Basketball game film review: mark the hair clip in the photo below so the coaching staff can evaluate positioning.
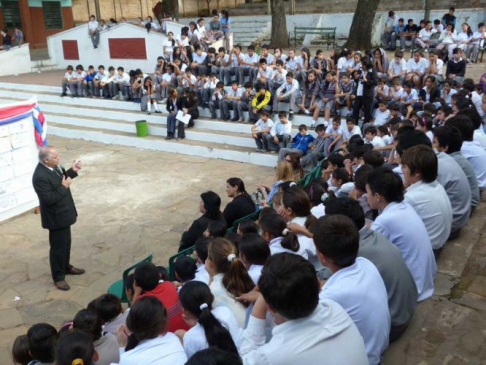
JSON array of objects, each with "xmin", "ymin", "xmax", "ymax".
[
  {"xmin": 72, "ymin": 359, "xmax": 84, "ymax": 365},
  {"xmin": 227, "ymin": 254, "xmax": 236, "ymax": 262},
  {"xmin": 199, "ymin": 303, "xmax": 209, "ymax": 310},
  {"xmin": 321, "ymin": 193, "xmax": 329, "ymax": 203},
  {"xmin": 289, "ymin": 182, "xmax": 296, "ymax": 187}
]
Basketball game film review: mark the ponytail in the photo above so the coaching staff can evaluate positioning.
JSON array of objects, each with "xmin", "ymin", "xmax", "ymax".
[
  {"xmin": 282, "ymin": 186, "xmax": 317, "ymax": 229},
  {"xmin": 280, "ymin": 228, "xmax": 300, "ymax": 252},
  {"xmin": 179, "ymin": 282, "xmax": 238, "ymax": 355},
  {"xmin": 260, "ymin": 212, "xmax": 300, "ymax": 252}
]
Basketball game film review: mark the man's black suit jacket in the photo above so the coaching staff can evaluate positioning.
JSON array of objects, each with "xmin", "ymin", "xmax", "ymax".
[{"xmin": 32, "ymin": 163, "xmax": 78, "ymax": 231}]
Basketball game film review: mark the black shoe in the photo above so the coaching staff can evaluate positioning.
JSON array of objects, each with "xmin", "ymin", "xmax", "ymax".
[
  {"xmin": 230, "ymin": 118, "xmax": 239, "ymax": 122},
  {"xmin": 94, "ymin": 46, "xmax": 98, "ymax": 49},
  {"xmin": 60, "ymin": 93, "xmax": 67, "ymax": 97}
]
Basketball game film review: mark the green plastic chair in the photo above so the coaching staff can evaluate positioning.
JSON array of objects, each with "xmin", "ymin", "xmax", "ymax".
[
  {"xmin": 168, "ymin": 246, "xmax": 195, "ymax": 281},
  {"xmin": 230, "ymin": 208, "xmax": 261, "ymax": 232},
  {"xmin": 107, "ymin": 253, "xmax": 153, "ymax": 305}
]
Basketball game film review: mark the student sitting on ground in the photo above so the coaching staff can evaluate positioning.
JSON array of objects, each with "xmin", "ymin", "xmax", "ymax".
[
  {"xmin": 366, "ymin": 167, "xmax": 437, "ymax": 301},
  {"xmin": 313, "ymin": 214, "xmax": 390, "ymax": 365},
  {"xmin": 238, "ymin": 233, "xmax": 271, "ymax": 285},
  {"xmin": 323, "ymin": 116, "xmax": 343, "ymax": 156},
  {"xmin": 300, "ymin": 124, "xmax": 327, "ymax": 170},
  {"xmin": 446, "ymin": 48, "xmax": 466, "ymax": 86},
  {"xmin": 177, "ymin": 281, "xmax": 241, "ymax": 359},
  {"xmin": 87, "ymin": 293, "xmax": 128, "ymax": 336},
  {"xmin": 273, "ymin": 72, "xmax": 300, "ymax": 121},
  {"xmin": 132, "ymin": 262, "xmax": 189, "ymax": 333},
  {"xmin": 387, "ymin": 51, "xmax": 407, "ymax": 81},
  {"xmin": 401, "ymin": 145, "xmax": 453, "ymax": 252},
  {"xmin": 251, "ymin": 110, "xmax": 274, "ymax": 152},
  {"xmin": 250, "ymin": 85, "xmax": 272, "ymax": 123},
  {"xmin": 206, "ymin": 238, "xmax": 255, "ymax": 327},
  {"xmin": 296, "ymin": 70, "xmax": 320, "ymax": 124},
  {"xmin": 72, "ymin": 309, "xmax": 120, "ymax": 365},
  {"xmin": 12, "ymin": 334, "xmax": 32, "ymax": 365},
  {"xmin": 277, "ymin": 124, "xmax": 315, "ymax": 162},
  {"xmin": 324, "ymin": 197, "xmax": 418, "ymax": 342},
  {"xmin": 223, "ymin": 177, "xmax": 256, "ymax": 228},
  {"xmin": 26, "ymin": 323, "xmax": 58, "ymax": 365},
  {"xmin": 400, "ymin": 81, "xmax": 419, "ymax": 114},
  {"xmin": 265, "ymin": 111, "xmax": 293, "ymax": 153},
  {"xmin": 116, "ymin": 296, "xmax": 188, "ymax": 364},
  {"xmin": 239, "ymin": 253, "xmax": 368, "ymax": 365}
]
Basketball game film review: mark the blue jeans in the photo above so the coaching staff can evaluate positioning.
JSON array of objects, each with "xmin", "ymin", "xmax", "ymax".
[{"xmin": 167, "ymin": 113, "xmax": 177, "ymax": 133}]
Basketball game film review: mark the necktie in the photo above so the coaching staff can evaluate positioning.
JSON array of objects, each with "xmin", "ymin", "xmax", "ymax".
[{"xmin": 55, "ymin": 166, "xmax": 63, "ymax": 179}]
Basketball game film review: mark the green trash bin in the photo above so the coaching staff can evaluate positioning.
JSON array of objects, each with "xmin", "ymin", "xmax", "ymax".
[{"xmin": 135, "ymin": 120, "xmax": 148, "ymax": 137}]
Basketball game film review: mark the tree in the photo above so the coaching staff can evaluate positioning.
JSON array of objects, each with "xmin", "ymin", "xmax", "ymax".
[
  {"xmin": 270, "ymin": 0, "xmax": 289, "ymax": 48},
  {"xmin": 345, "ymin": 0, "xmax": 381, "ymax": 50}
]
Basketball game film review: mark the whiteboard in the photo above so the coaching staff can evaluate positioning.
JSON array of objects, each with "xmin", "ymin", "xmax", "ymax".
[{"xmin": 0, "ymin": 98, "xmax": 40, "ymax": 223}]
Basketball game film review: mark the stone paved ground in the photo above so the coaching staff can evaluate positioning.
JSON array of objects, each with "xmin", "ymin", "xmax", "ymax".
[{"xmin": 0, "ymin": 136, "xmax": 485, "ymax": 364}]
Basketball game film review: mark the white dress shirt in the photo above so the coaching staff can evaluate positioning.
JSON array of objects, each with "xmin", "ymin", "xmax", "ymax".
[
  {"xmin": 183, "ymin": 306, "xmax": 242, "ymax": 358},
  {"xmin": 210, "ymin": 273, "xmax": 247, "ymax": 327},
  {"xmin": 270, "ymin": 120, "xmax": 292, "ymax": 137},
  {"xmin": 368, "ymin": 135, "xmax": 386, "ymax": 147},
  {"xmin": 406, "ymin": 58, "xmax": 428, "ymax": 73},
  {"xmin": 290, "ymin": 216, "xmax": 321, "ymax": 270},
  {"xmin": 117, "ymin": 333, "xmax": 187, "ymax": 365},
  {"xmin": 388, "ymin": 59, "xmax": 407, "ymax": 75},
  {"xmin": 371, "ymin": 201, "xmax": 437, "ymax": 302},
  {"xmin": 276, "ymin": 79, "xmax": 300, "ymax": 98},
  {"xmin": 342, "ymin": 125, "xmax": 361, "ymax": 140},
  {"xmin": 320, "ymin": 257, "xmax": 390, "ymax": 365},
  {"xmin": 311, "ymin": 203, "xmax": 325, "ymax": 218},
  {"xmin": 240, "ymin": 299, "xmax": 368, "ymax": 365},
  {"xmin": 373, "ymin": 109, "xmax": 390, "ymax": 126},
  {"xmin": 248, "ymin": 264, "xmax": 263, "ymax": 285},
  {"xmin": 194, "ymin": 263, "xmax": 209, "ymax": 284},
  {"xmin": 405, "ymin": 180, "xmax": 453, "ymax": 249},
  {"xmin": 461, "ymin": 141, "xmax": 486, "ymax": 188},
  {"xmin": 254, "ymin": 118, "xmax": 274, "ymax": 131},
  {"xmin": 268, "ymin": 236, "xmax": 308, "ymax": 259},
  {"xmin": 88, "ymin": 20, "xmax": 99, "ymax": 31},
  {"xmin": 473, "ymin": 128, "xmax": 486, "ymax": 149}
]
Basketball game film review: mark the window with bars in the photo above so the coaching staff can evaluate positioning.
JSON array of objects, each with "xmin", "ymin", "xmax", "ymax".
[
  {"xmin": 2, "ymin": 0, "xmax": 22, "ymax": 29},
  {"xmin": 42, "ymin": 1, "xmax": 63, "ymax": 29}
]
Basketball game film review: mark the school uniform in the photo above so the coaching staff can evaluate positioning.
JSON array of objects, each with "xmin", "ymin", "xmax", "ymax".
[
  {"xmin": 71, "ymin": 71, "xmax": 86, "ymax": 96},
  {"xmin": 342, "ymin": 125, "xmax": 362, "ymax": 141},
  {"xmin": 101, "ymin": 73, "xmax": 117, "ymax": 99},
  {"xmin": 166, "ymin": 96, "xmax": 183, "ymax": 136},
  {"xmin": 299, "ymin": 135, "xmax": 326, "ymax": 169},
  {"xmin": 268, "ymin": 236, "xmax": 308, "ymax": 259},
  {"xmin": 449, "ymin": 152, "xmax": 480, "ymax": 209},
  {"xmin": 414, "ymin": 28, "xmax": 438, "ymax": 48},
  {"xmin": 278, "ymin": 132, "xmax": 315, "ymax": 161},
  {"xmin": 273, "ymin": 79, "xmax": 300, "ymax": 112},
  {"xmin": 474, "ymin": 128, "xmax": 486, "ymax": 149},
  {"xmin": 254, "ymin": 66, "xmax": 274, "ymax": 91},
  {"xmin": 212, "ymin": 54, "xmax": 230, "ymax": 82},
  {"xmin": 114, "ymin": 72, "xmax": 130, "ymax": 99},
  {"xmin": 436, "ymin": 151, "xmax": 472, "ymax": 234},
  {"xmin": 336, "ymin": 80, "xmax": 354, "ymax": 107},
  {"xmin": 237, "ymin": 89, "xmax": 256, "ymax": 121},
  {"xmin": 103, "ymin": 311, "xmax": 129, "ymax": 336},
  {"xmin": 445, "ymin": 57, "xmax": 466, "ymax": 85},
  {"xmin": 310, "ymin": 57, "xmax": 327, "ymax": 81},
  {"xmin": 210, "ymin": 273, "xmax": 248, "ymax": 327},
  {"xmin": 324, "ymin": 124, "xmax": 343, "ymax": 156},
  {"xmin": 242, "ymin": 53, "xmax": 260, "ymax": 83},
  {"xmin": 317, "ymin": 81, "xmax": 336, "ymax": 111},
  {"xmin": 266, "ymin": 120, "xmax": 292, "ymax": 152},
  {"xmin": 88, "ymin": 20, "xmax": 100, "ymax": 48},
  {"xmin": 192, "ymin": 51, "xmax": 208, "ymax": 76},
  {"xmin": 358, "ymin": 227, "xmax": 418, "ymax": 342},
  {"xmin": 290, "ymin": 216, "xmax": 322, "ymax": 270},
  {"xmin": 94, "ymin": 332, "xmax": 120, "ymax": 365},
  {"xmin": 466, "ymin": 30, "xmax": 486, "ymax": 61},
  {"xmin": 405, "ymin": 180, "xmax": 453, "ymax": 250},
  {"xmin": 388, "ymin": 59, "xmax": 407, "ymax": 80},
  {"xmin": 311, "ymin": 203, "xmax": 325, "ymax": 218},
  {"xmin": 269, "ymin": 68, "xmax": 287, "ymax": 95},
  {"xmin": 373, "ymin": 109, "xmax": 390, "ymax": 127},
  {"xmin": 461, "ymin": 141, "xmax": 486, "ymax": 188},
  {"xmin": 240, "ymin": 299, "xmax": 368, "ymax": 365},
  {"xmin": 183, "ymin": 306, "xmax": 242, "ymax": 358},
  {"xmin": 117, "ymin": 333, "xmax": 187, "ymax": 365},
  {"xmin": 440, "ymin": 88, "xmax": 457, "ymax": 106},
  {"xmin": 253, "ymin": 118, "xmax": 274, "ymax": 151},
  {"xmin": 194, "ymin": 263, "xmax": 210, "ymax": 284},
  {"xmin": 320, "ymin": 257, "xmax": 390, "ymax": 365},
  {"xmin": 250, "ymin": 54, "xmax": 275, "ymax": 81},
  {"xmin": 61, "ymin": 71, "xmax": 75, "ymax": 95},
  {"xmin": 222, "ymin": 88, "xmax": 244, "ymax": 120},
  {"xmin": 371, "ymin": 201, "xmax": 437, "ymax": 302},
  {"xmin": 209, "ymin": 89, "xmax": 226, "ymax": 119},
  {"xmin": 248, "ymin": 264, "xmax": 264, "ymax": 285},
  {"xmin": 223, "ymin": 52, "xmax": 245, "ymax": 85},
  {"xmin": 471, "ymin": 91, "xmax": 485, "ymax": 118},
  {"xmin": 400, "ymin": 24, "xmax": 419, "ymax": 50},
  {"xmin": 297, "ymin": 79, "xmax": 320, "ymax": 110}
]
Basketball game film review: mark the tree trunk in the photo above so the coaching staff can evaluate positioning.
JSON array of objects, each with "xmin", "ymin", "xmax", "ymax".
[
  {"xmin": 270, "ymin": 0, "xmax": 289, "ymax": 48},
  {"xmin": 424, "ymin": 0, "xmax": 431, "ymax": 25},
  {"xmin": 345, "ymin": 0, "xmax": 381, "ymax": 50}
]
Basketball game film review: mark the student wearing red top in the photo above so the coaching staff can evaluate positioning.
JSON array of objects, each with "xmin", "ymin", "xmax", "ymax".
[{"xmin": 133, "ymin": 262, "xmax": 190, "ymax": 333}]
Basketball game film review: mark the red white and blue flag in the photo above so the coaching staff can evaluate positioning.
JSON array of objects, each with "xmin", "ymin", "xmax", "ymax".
[{"xmin": 0, "ymin": 97, "xmax": 47, "ymax": 146}]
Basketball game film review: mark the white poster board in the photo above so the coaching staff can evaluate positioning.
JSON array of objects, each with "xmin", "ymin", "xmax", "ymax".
[{"xmin": 0, "ymin": 98, "xmax": 41, "ymax": 223}]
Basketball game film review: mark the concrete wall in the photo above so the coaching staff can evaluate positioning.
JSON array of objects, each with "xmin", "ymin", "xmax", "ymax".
[
  {"xmin": 47, "ymin": 23, "xmax": 169, "ymax": 72},
  {"xmin": 0, "ymin": 44, "xmax": 33, "ymax": 77}
]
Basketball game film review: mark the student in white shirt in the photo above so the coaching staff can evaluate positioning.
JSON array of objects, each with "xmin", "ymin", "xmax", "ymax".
[
  {"xmin": 373, "ymin": 101, "xmax": 391, "ymax": 127},
  {"xmin": 60, "ymin": 65, "xmax": 75, "ymax": 97},
  {"xmin": 313, "ymin": 215, "xmax": 390, "ymax": 365},
  {"xmin": 401, "ymin": 145, "xmax": 453, "ymax": 251},
  {"xmin": 251, "ymin": 110, "xmax": 274, "ymax": 152},
  {"xmin": 88, "ymin": 15, "xmax": 100, "ymax": 49},
  {"xmin": 240, "ymin": 45, "xmax": 259, "ymax": 83},
  {"xmin": 177, "ymin": 281, "xmax": 241, "ymax": 359},
  {"xmin": 465, "ymin": 22, "xmax": 485, "ymax": 62},
  {"xmin": 322, "ymin": 117, "xmax": 343, "ymax": 156},
  {"xmin": 116, "ymin": 296, "xmax": 188, "ymax": 365},
  {"xmin": 441, "ymin": 80, "xmax": 457, "ymax": 106},
  {"xmin": 238, "ymin": 233, "xmax": 270, "ymax": 285},
  {"xmin": 400, "ymin": 80, "xmax": 419, "ymax": 114},
  {"xmin": 387, "ymin": 50, "xmax": 407, "ymax": 81},
  {"xmin": 113, "ymin": 66, "xmax": 130, "ymax": 100},
  {"xmin": 222, "ymin": 81, "xmax": 244, "ymax": 121},
  {"xmin": 342, "ymin": 116, "xmax": 362, "ymax": 141},
  {"xmin": 265, "ymin": 111, "xmax": 293, "ymax": 153},
  {"xmin": 239, "ymin": 253, "xmax": 369, "ymax": 365},
  {"xmin": 364, "ymin": 126, "xmax": 386, "ymax": 148},
  {"xmin": 269, "ymin": 59, "xmax": 287, "ymax": 95},
  {"xmin": 336, "ymin": 48, "xmax": 355, "ymax": 79},
  {"xmin": 406, "ymin": 51, "xmax": 428, "ymax": 85},
  {"xmin": 415, "ymin": 20, "xmax": 438, "ymax": 49},
  {"xmin": 456, "ymin": 23, "xmax": 473, "ymax": 55},
  {"xmin": 259, "ymin": 210, "xmax": 309, "ymax": 259},
  {"xmin": 273, "ymin": 72, "xmax": 300, "ymax": 118},
  {"xmin": 448, "ymin": 116, "xmax": 486, "ymax": 189},
  {"xmin": 163, "ymin": 31, "xmax": 176, "ymax": 61},
  {"xmin": 436, "ymin": 23, "xmax": 459, "ymax": 59},
  {"xmin": 206, "ymin": 238, "xmax": 255, "ymax": 327},
  {"xmin": 193, "ymin": 237, "xmax": 210, "ymax": 284},
  {"xmin": 366, "ymin": 167, "xmax": 437, "ymax": 301}
]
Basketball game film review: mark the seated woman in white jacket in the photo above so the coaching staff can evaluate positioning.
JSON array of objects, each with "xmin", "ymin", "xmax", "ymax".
[
  {"xmin": 436, "ymin": 23, "xmax": 459, "ymax": 59},
  {"xmin": 176, "ymin": 281, "xmax": 242, "ymax": 358},
  {"xmin": 115, "ymin": 296, "xmax": 188, "ymax": 365}
]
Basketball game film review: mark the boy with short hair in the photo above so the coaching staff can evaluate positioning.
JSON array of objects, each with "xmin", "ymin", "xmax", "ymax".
[
  {"xmin": 113, "ymin": 66, "xmax": 130, "ymax": 100},
  {"xmin": 251, "ymin": 110, "xmax": 274, "ymax": 152},
  {"xmin": 277, "ymin": 124, "xmax": 315, "ymax": 161},
  {"xmin": 269, "ymin": 59, "xmax": 287, "ymax": 94},
  {"xmin": 265, "ymin": 111, "xmax": 292, "ymax": 153},
  {"xmin": 400, "ymin": 19, "xmax": 419, "ymax": 51},
  {"xmin": 237, "ymin": 82, "xmax": 256, "ymax": 123},
  {"xmin": 87, "ymin": 293, "xmax": 128, "ymax": 336},
  {"xmin": 387, "ymin": 51, "xmax": 407, "ymax": 81},
  {"xmin": 314, "ymin": 71, "xmax": 337, "ymax": 127},
  {"xmin": 212, "ymin": 47, "xmax": 229, "ymax": 81},
  {"xmin": 27, "ymin": 323, "xmax": 58, "ymax": 364},
  {"xmin": 201, "ymin": 72, "xmax": 219, "ymax": 108},
  {"xmin": 222, "ymin": 80, "xmax": 244, "ymax": 121},
  {"xmin": 251, "ymin": 85, "xmax": 272, "ymax": 122},
  {"xmin": 240, "ymin": 253, "xmax": 368, "ymax": 364},
  {"xmin": 366, "ymin": 167, "xmax": 437, "ymax": 301},
  {"xmin": 400, "ymin": 80, "xmax": 419, "ymax": 114},
  {"xmin": 60, "ymin": 65, "xmax": 75, "ymax": 97},
  {"xmin": 414, "ymin": 20, "xmax": 438, "ymax": 49},
  {"xmin": 406, "ymin": 51, "xmax": 427, "ymax": 82},
  {"xmin": 313, "ymin": 215, "xmax": 390, "ymax": 365},
  {"xmin": 323, "ymin": 116, "xmax": 343, "ymax": 156},
  {"xmin": 446, "ymin": 47, "xmax": 466, "ymax": 86},
  {"xmin": 193, "ymin": 237, "xmax": 210, "ymax": 284},
  {"xmin": 310, "ymin": 49, "xmax": 327, "ymax": 81},
  {"xmin": 334, "ymin": 72, "xmax": 354, "ymax": 117},
  {"xmin": 466, "ymin": 22, "xmax": 486, "ymax": 63},
  {"xmin": 254, "ymin": 58, "xmax": 273, "ymax": 91},
  {"xmin": 296, "ymin": 70, "xmax": 320, "ymax": 123},
  {"xmin": 364, "ymin": 126, "xmax": 386, "ymax": 147},
  {"xmin": 425, "ymin": 50, "xmax": 444, "ymax": 83},
  {"xmin": 223, "ymin": 45, "xmax": 244, "ymax": 86},
  {"xmin": 373, "ymin": 101, "xmax": 391, "ymax": 127},
  {"xmin": 209, "ymin": 81, "xmax": 226, "ymax": 119},
  {"xmin": 190, "ymin": 45, "xmax": 208, "ymax": 76},
  {"xmin": 273, "ymin": 72, "xmax": 300, "ymax": 121},
  {"xmin": 71, "ymin": 64, "xmax": 86, "ymax": 97},
  {"xmin": 342, "ymin": 116, "xmax": 362, "ymax": 142},
  {"xmin": 101, "ymin": 66, "xmax": 117, "ymax": 99},
  {"xmin": 93, "ymin": 65, "xmax": 106, "ymax": 97},
  {"xmin": 83, "ymin": 65, "xmax": 96, "ymax": 97},
  {"xmin": 300, "ymin": 124, "xmax": 327, "ymax": 169},
  {"xmin": 388, "ymin": 77, "xmax": 404, "ymax": 106},
  {"xmin": 240, "ymin": 45, "xmax": 259, "ymax": 83},
  {"xmin": 389, "ymin": 18, "xmax": 405, "ymax": 51}
]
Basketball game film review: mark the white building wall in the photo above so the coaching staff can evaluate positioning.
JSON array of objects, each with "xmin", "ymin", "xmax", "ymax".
[{"xmin": 0, "ymin": 44, "xmax": 33, "ymax": 77}]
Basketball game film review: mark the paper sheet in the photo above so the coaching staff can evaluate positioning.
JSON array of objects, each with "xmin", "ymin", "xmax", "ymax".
[{"xmin": 176, "ymin": 110, "xmax": 192, "ymax": 125}]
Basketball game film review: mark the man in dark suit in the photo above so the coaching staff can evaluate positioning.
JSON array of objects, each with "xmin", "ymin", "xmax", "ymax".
[{"xmin": 32, "ymin": 146, "xmax": 85, "ymax": 291}]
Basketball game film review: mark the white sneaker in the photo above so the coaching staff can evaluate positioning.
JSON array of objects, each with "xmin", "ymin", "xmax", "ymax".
[
  {"xmin": 304, "ymin": 109, "xmax": 311, "ymax": 115},
  {"xmin": 311, "ymin": 120, "xmax": 316, "ymax": 128},
  {"xmin": 323, "ymin": 120, "xmax": 329, "ymax": 127}
]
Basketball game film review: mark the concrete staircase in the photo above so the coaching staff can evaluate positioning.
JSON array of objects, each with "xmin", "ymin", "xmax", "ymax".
[
  {"xmin": 0, "ymin": 82, "xmax": 323, "ymax": 167},
  {"xmin": 232, "ymin": 19, "xmax": 271, "ymax": 46},
  {"xmin": 30, "ymin": 58, "xmax": 61, "ymax": 73}
]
